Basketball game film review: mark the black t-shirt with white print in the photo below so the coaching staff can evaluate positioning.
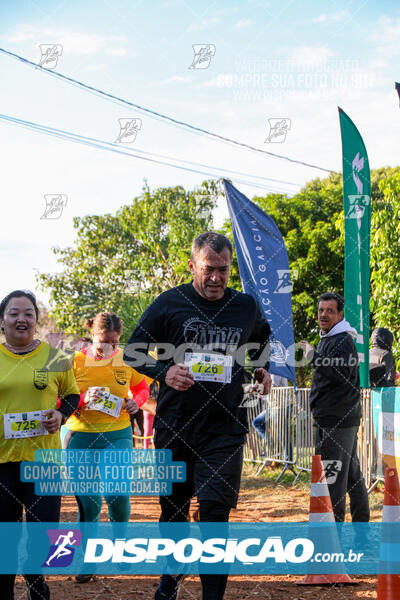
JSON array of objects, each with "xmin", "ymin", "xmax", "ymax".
[{"xmin": 124, "ymin": 283, "xmax": 271, "ymax": 435}]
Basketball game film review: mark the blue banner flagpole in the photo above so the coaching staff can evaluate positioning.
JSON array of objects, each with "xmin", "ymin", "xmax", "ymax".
[{"xmin": 223, "ymin": 179, "xmax": 296, "ymax": 386}]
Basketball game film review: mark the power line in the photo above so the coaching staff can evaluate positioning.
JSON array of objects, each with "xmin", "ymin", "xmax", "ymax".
[
  {"xmin": 0, "ymin": 113, "xmax": 298, "ymax": 194},
  {"xmin": 0, "ymin": 46, "xmax": 336, "ymax": 174}
]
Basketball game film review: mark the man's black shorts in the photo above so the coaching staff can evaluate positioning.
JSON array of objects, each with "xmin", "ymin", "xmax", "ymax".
[{"xmin": 154, "ymin": 428, "xmax": 245, "ymax": 509}]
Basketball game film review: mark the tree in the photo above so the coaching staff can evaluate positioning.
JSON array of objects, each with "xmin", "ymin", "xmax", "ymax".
[
  {"xmin": 38, "ymin": 169, "xmax": 400, "ymax": 375},
  {"xmin": 37, "ymin": 180, "xmax": 219, "ymax": 334},
  {"xmin": 36, "ymin": 302, "xmax": 60, "ymax": 339},
  {"xmin": 370, "ymin": 168, "xmax": 400, "ymax": 362},
  {"xmin": 118, "ymin": 292, "xmax": 156, "ymax": 345},
  {"xmin": 220, "ymin": 168, "xmax": 400, "ymax": 384}
]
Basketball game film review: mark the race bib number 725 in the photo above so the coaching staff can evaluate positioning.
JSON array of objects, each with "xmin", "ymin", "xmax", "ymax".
[{"xmin": 4, "ymin": 410, "xmax": 49, "ymax": 439}]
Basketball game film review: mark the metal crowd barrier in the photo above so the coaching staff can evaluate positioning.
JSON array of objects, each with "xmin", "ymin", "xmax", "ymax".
[
  {"xmin": 292, "ymin": 388, "xmax": 314, "ymax": 483},
  {"xmin": 358, "ymin": 388, "xmax": 373, "ymax": 491},
  {"xmin": 358, "ymin": 388, "xmax": 383, "ymax": 492},
  {"xmin": 244, "ymin": 387, "xmax": 296, "ymax": 482},
  {"xmin": 244, "ymin": 386, "xmax": 377, "ymax": 490}
]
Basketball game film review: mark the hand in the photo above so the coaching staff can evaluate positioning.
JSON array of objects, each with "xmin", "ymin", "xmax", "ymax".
[
  {"xmin": 124, "ymin": 398, "xmax": 140, "ymax": 415},
  {"xmin": 42, "ymin": 409, "xmax": 63, "ymax": 434},
  {"xmin": 141, "ymin": 397, "xmax": 157, "ymax": 416},
  {"xmin": 254, "ymin": 368, "xmax": 272, "ymax": 395},
  {"xmin": 243, "ymin": 382, "xmax": 263, "ymax": 394},
  {"xmin": 85, "ymin": 387, "xmax": 107, "ymax": 404},
  {"xmin": 165, "ymin": 364, "xmax": 194, "ymax": 392},
  {"xmin": 299, "ymin": 340, "xmax": 314, "ymax": 361}
]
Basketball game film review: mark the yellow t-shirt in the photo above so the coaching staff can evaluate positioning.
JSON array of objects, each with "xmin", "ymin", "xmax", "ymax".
[
  {"xmin": 66, "ymin": 348, "xmax": 146, "ymax": 433},
  {"xmin": 0, "ymin": 342, "xmax": 80, "ymax": 463}
]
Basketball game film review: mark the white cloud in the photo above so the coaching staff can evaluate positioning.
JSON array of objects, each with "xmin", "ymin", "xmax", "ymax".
[
  {"xmin": 370, "ymin": 16, "xmax": 400, "ymax": 56},
  {"xmin": 371, "ymin": 15, "xmax": 400, "ymax": 42},
  {"xmin": 161, "ymin": 0, "xmax": 185, "ymax": 6},
  {"xmin": 187, "ymin": 18, "xmax": 220, "ymax": 32},
  {"xmin": 368, "ymin": 58, "xmax": 387, "ymax": 70},
  {"xmin": 150, "ymin": 75, "xmax": 191, "ymax": 86},
  {"xmin": 81, "ymin": 64, "xmax": 106, "ymax": 72},
  {"xmin": 247, "ymin": 0, "xmax": 271, "ymax": 8},
  {"xmin": 1, "ymin": 23, "xmax": 36, "ymax": 42},
  {"xmin": 1, "ymin": 25, "xmax": 127, "ymax": 56},
  {"xmin": 234, "ymin": 19, "xmax": 253, "ymax": 29},
  {"xmin": 105, "ymin": 47, "xmax": 128, "ymax": 57},
  {"xmin": 200, "ymin": 73, "xmax": 232, "ymax": 88},
  {"xmin": 286, "ymin": 45, "xmax": 335, "ymax": 67},
  {"xmin": 312, "ymin": 10, "xmax": 349, "ymax": 23}
]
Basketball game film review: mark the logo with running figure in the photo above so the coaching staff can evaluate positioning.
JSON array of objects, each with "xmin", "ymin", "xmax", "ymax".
[
  {"xmin": 273, "ymin": 269, "xmax": 298, "ymax": 294},
  {"xmin": 188, "ymin": 44, "xmax": 216, "ymax": 69},
  {"xmin": 346, "ymin": 195, "xmax": 370, "ymax": 220},
  {"xmin": 265, "ymin": 118, "xmax": 291, "ymax": 143},
  {"xmin": 42, "ymin": 529, "xmax": 82, "ymax": 567},
  {"xmin": 115, "ymin": 118, "xmax": 142, "ymax": 143},
  {"xmin": 41, "ymin": 194, "xmax": 68, "ymax": 220},
  {"xmin": 321, "ymin": 460, "xmax": 342, "ymax": 484},
  {"xmin": 38, "ymin": 44, "xmax": 63, "ymax": 69}
]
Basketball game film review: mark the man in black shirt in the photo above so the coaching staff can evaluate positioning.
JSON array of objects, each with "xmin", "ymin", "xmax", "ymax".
[
  {"xmin": 300, "ymin": 292, "xmax": 369, "ymax": 523},
  {"xmin": 124, "ymin": 232, "xmax": 271, "ymax": 600}
]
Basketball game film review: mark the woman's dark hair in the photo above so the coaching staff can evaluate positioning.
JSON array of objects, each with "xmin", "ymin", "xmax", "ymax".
[
  {"xmin": 371, "ymin": 327, "xmax": 393, "ymax": 351},
  {"xmin": 318, "ymin": 292, "xmax": 345, "ymax": 313},
  {"xmin": 84, "ymin": 312, "xmax": 122, "ymax": 335},
  {"xmin": 0, "ymin": 290, "xmax": 39, "ymax": 324}
]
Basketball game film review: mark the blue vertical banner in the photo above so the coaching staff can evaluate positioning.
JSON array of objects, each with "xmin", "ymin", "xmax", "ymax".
[{"xmin": 223, "ymin": 179, "xmax": 296, "ymax": 385}]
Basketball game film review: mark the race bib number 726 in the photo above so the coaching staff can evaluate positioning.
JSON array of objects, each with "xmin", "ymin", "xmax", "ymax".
[{"xmin": 184, "ymin": 352, "xmax": 232, "ymax": 383}]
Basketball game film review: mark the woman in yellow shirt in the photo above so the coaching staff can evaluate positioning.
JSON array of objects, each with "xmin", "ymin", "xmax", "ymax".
[
  {"xmin": 63, "ymin": 312, "xmax": 149, "ymax": 582},
  {"xmin": 0, "ymin": 290, "xmax": 80, "ymax": 600}
]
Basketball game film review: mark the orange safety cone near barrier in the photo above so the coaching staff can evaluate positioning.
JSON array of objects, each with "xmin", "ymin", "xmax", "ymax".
[
  {"xmin": 299, "ymin": 454, "xmax": 355, "ymax": 585},
  {"xmin": 377, "ymin": 467, "xmax": 400, "ymax": 599}
]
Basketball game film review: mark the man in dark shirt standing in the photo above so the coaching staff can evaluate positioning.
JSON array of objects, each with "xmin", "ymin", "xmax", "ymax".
[
  {"xmin": 300, "ymin": 292, "xmax": 369, "ymax": 523},
  {"xmin": 124, "ymin": 232, "xmax": 271, "ymax": 600}
]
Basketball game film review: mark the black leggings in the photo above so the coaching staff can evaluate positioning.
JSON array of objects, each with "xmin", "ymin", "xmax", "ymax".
[
  {"xmin": 0, "ymin": 462, "xmax": 61, "ymax": 600},
  {"xmin": 199, "ymin": 501, "xmax": 231, "ymax": 600},
  {"xmin": 155, "ymin": 429, "xmax": 244, "ymax": 600},
  {"xmin": 161, "ymin": 497, "xmax": 231, "ymax": 600}
]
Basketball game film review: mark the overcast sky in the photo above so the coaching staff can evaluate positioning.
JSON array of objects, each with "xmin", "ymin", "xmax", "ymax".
[{"xmin": 0, "ymin": 0, "xmax": 399, "ymax": 305}]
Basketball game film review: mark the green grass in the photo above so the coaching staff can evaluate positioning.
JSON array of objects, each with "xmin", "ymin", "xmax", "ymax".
[
  {"xmin": 241, "ymin": 461, "xmax": 311, "ymax": 490},
  {"xmin": 241, "ymin": 461, "xmax": 384, "ymax": 520}
]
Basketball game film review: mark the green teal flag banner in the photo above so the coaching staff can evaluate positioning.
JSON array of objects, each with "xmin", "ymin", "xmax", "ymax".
[{"xmin": 338, "ymin": 107, "xmax": 371, "ymax": 388}]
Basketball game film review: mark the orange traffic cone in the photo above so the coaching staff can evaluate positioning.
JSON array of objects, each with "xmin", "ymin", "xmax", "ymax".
[
  {"xmin": 377, "ymin": 467, "xmax": 400, "ymax": 599},
  {"xmin": 299, "ymin": 454, "xmax": 355, "ymax": 585}
]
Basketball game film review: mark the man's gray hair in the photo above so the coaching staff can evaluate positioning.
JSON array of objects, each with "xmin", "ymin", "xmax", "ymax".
[{"xmin": 191, "ymin": 232, "xmax": 233, "ymax": 260}]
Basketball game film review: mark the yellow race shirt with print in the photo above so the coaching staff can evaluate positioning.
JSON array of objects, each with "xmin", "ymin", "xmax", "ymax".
[
  {"xmin": 0, "ymin": 342, "xmax": 79, "ymax": 463},
  {"xmin": 66, "ymin": 348, "xmax": 145, "ymax": 433}
]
